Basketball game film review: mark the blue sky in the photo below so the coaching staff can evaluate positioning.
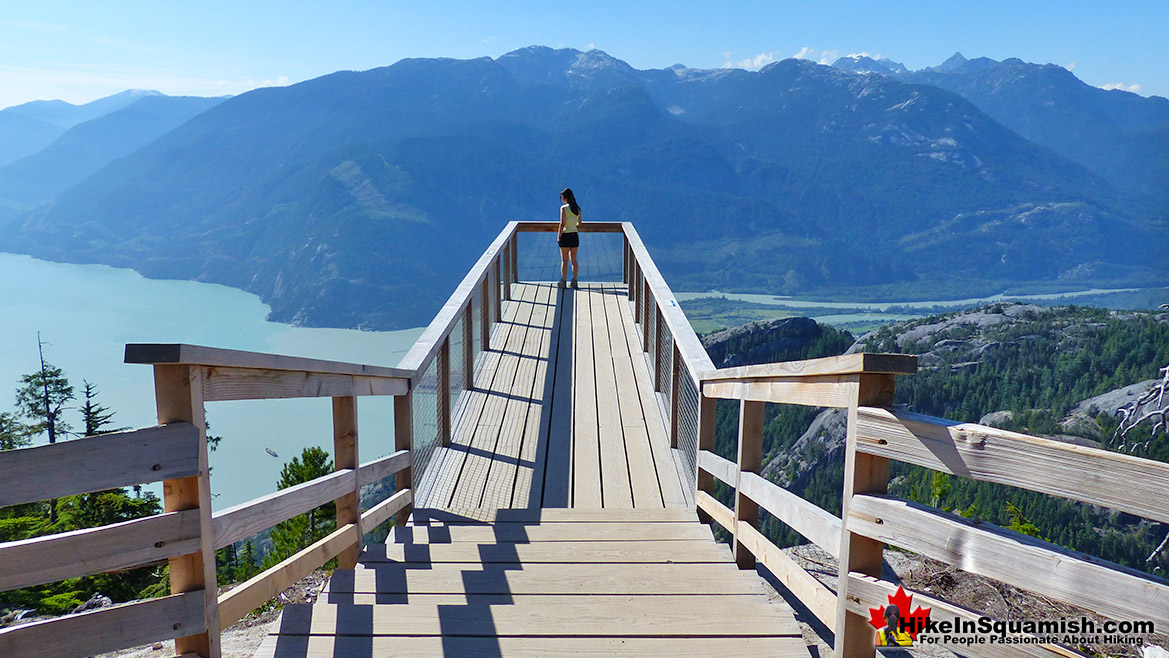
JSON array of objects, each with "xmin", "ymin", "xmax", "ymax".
[{"xmin": 1, "ymin": 1, "xmax": 1165, "ymax": 109}]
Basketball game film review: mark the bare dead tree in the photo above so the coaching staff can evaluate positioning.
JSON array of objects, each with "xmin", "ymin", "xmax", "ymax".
[{"xmin": 1115, "ymin": 362, "xmax": 1169, "ymax": 452}]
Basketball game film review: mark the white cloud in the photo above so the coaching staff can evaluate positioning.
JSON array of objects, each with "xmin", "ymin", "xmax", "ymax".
[
  {"xmin": 722, "ymin": 51, "xmax": 777, "ymax": 70},
  {"xmin": 792, "ymin": 47, "xmax": 840, "ymax": 65},
  {"xmin": 587, "ymin": 42, "xmax": 596, "ymax": 50},
  {"xmin": 1065, "ymin": 61, "xmax": 1077, "ymax": 71},
  {"xmin": 1101, "ymin": 82, "xmax": 1143, "ymax": 93},
  {"xmin": 481, "ymin": 36, "xmax": 497, "ymax": 44}
]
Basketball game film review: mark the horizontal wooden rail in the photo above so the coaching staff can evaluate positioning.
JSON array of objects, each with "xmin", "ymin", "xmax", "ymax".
[
  {"xmin": 704, "ymin": 353, "xmax": 917, "ymax": 381},
  {"xmin": 360, "ymin": 488, "xmax": 413, "ymax": 530},
  {"xmin": 217, "ymin": 523, "xmax": 359, "ymax": 629},
  {"xmin": 857, "ymin": 407, "xmax": 1169, "ymax": 524},
  {"xmin": 848, "ymin": 494, "xmax": 1169, "ymax": 629},
  {"xmin": 623, "ymin": 222, "xmax": 715, "ymax": 382},
  {"xmin": 213, "ymin": 469, "xmax": 355, "ymax": 549},
  {"xmin": 735, "ymin": 522, "xmax": 836, "ymax": 629},
  {"xmin": 739, "ymin": 472, "xmax": 841, "ymax": 558},
  {"xmin": 126, "ymin": 344, "xmax": 411, "ymax": 379},
  {"xmin": 398, "ymin": 221, "xmax": 517, "ymax": 377},
  {"xmin": 0, "ymin": 423, "xmax": 199, "ymax": 507},
  {"xmin": 0, "ymin": 591, "xmax": 205, "ymax": 658},
  {"xmin": 703, "ymin": 374, "xmax": 861, "ymax": 408},
  {"xmin": 200, "ymin": 366, "xmax": 407, "ymax": 401},
  {"xmin": 357, "ymin": 450, "xmax": 412, "ymax": 488},
  {"xmin": 0, "ymin": 510, "xmax": 201, "ymax": 591},
  {"xmin": 696, "ymin": 490, "xmax": 736, "ymax": 531},
  {"xmin": 513, "ymin": 220, "xmax": 625, "ymax": 233},
  {"xmin": 697, "ymin": 450, "xmax": 737, "ymax": 487},
  {"xmin": 844, "ymin": 574, "xmax": 1089, "ymax": 658}
]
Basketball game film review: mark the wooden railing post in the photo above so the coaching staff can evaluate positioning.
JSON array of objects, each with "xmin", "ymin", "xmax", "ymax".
[
  {"xmin": 695, "ymin": 394, "xmax": 717, "ymax": 524},
  {"xmin": 733, "ymin": 399, "xmax": 765, "ymax": 570},
  {"xmin": 632, "ymin": 263, "xmax": 641, "ymax": 312},
  {"xmin": 623, "ymin": 237, "xmax": 630, "ymax": 286},
  {"xmin": 835, "ymin": 374, "xmax": 896, "ymax": 658},
  {"xmin": 669, "ymin": 345, "xmax": 681, "ymax": 449},
  {"xmin": 332, "ymin": 396, "xmax": 360, "ymax": 569},
  {"xmin": 463, "ymin": 310, "xmax": 474, "ymax": 390},
  {"xmin": 154, "ymin": 365, "xmax": 219, "ymax": 658},
  {"xmin": 438, "ymin": 337, "xmax": 451, "ymax": 447},
  {"xmin": 502, "ymin": 240, "xmax": 512, "ymax": 302},
  {"xmin": 641, "ymin": 281, "xmax": 651, "ymax": 351},
  {"xmin": 653, "ymin": 307, "xmax": 664, "ymax": 392},
  {"xmin": 480, "ymin": 277, "xmax": 491, "ymax": 349},
  {"xmin": 393, "ymin": 391, "xmax": 414, "ymax": 526},
  {"xmin": 493, "ymin": 256, "xmax": 503, "ymax": 323},
  {"xmin": 510, "ymin": 234, "xmax": 518, "ymax": 283}
]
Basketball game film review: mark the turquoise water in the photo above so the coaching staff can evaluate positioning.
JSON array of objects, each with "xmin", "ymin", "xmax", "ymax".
[
  {"xmin": 0, "ymin": 253, "xmax": 423, "ymax": 509},
  {"xmin": 673, "ymin": 287, "xmax": 1146, "ymax": 310}
]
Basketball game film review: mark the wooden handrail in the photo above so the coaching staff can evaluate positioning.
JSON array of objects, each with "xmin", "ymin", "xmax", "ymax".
[
  {"xmin": 398, "ymin": 221, "xmax": 517, "ymax": 377},
  {"xmin": 857, "ymin": 406, "xmax": 1169, "ymax": 523},
  {"xmin": 702, "ymin": 352, "xmax": 918, "ymax": 382},
  {"xmin": 125, "ymin": 343, "xmax": 412, "ymax": 380},
  {"xmin": 623, "ymin": 222, "xmax": 715, "ymax": 383}
]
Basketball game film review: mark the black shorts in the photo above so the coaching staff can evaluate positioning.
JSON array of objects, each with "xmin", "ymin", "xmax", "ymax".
[{"xmin": 558, "ymin": 232, "xmax": 579, "ymax": 248}]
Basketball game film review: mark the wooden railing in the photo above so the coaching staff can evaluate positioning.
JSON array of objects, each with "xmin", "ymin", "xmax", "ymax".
[
  {"xmin": 0, "ymin": 345, "xmax": 415, "ymax": 657},
  {"xmin": 680, "ymin": 347, "xmax": 1169, "ymax": 657},
  {"xmin": 5, "ymin": 222, "xmax": 1168, "ymax": 658}
]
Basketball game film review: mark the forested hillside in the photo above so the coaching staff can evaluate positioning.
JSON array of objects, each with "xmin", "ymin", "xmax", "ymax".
[{"xmin": 706, "ymin": 305, "xmax": 1169, "ymax": 574}]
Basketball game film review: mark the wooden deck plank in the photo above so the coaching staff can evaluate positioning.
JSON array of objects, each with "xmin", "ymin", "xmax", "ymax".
[
  {"xmin": 265, "ymin": 596, "xmax": 800, "ymax": 637},
  {"xmin": 603, "ymin": 284, "xmax": 665, "ymax": 508},
  {"xmin": 539, "ymin": 284, "xmax": 575, "ymax": 507},
  {"xmin": 449, "ymin": 284, "xmax": 540, "ymax": 508},
  {"xmin": 410, "ymin": 507, "xmax": 699, "ymax": 524},
  {"xmin": 255, "ymin": 634, "xmax": 810, "ymax": 658},
  {"xmin": 572, "ymin": 285, "xmax": 603, "ymax": 508},
  {"xmin": 387, "ymin": 521, "xmax": 714, "ymax": 544},
  {"xmin": 617, "ymin": 291, "xmax": 688, "ymax": 507},
  {"xmin": 360, "ymin": 539, "xmax": 734, "ymax": 564},
  {"xmin": 589, "ymin": 285, "xmax": 635, "ymax": 508},
  {"xmin": 424, "ymin": 293, "xmax": 524, "ymax": 508},
  {"xmin": 510, "ymin": 284, "xmax": 557, "ymax": 508},
  {"xmin": 483, "ymin": 283, "xmax": 554, "ymax": 509},
  {"xmin": 329, "ymin": 563, "xmax": 766, "ymax": 596}
]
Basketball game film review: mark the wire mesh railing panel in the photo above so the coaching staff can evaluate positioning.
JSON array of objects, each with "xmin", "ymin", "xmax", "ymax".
[
  {"xmin": 448, "ymin": 312, "xmax": 467, "ymax": 410},
  {"xmin": 658, "ymin": 319, "xmax": 674, "ymax": 407},
  {"xmin": 676, "ymin": 369, "xmax": 700, "ymax": 493},
  {"xmin": 646, "ymin": 299, "xmax": 658, "ymax": 370},
  {"xmin": 487, "ymin": 265, "xmax": 499, "ymax": 332},
  {"xmin": 411, "ymin": 357, "xmax": 440, "ymax": 502},
  {"xmin": 470, "ymin": 287, "xmax": 483, "ymax": 380}
]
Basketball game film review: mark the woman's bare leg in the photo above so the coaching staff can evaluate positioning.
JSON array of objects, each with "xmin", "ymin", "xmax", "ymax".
[
  {"xmin": 569, "ymin": 248, "xmax": 579, "ymax": 285},
  {"xmin": 560, "ymin": 247, "xmax": 569, "ymax": 284}
]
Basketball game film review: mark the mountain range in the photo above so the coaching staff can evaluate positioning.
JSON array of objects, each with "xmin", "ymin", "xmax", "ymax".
[{"xmin": 0, "ymin": 48, "xmax": 1165, "ymax": 329}]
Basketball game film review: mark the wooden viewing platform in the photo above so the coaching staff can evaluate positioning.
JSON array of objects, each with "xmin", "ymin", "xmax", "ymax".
[{"xmin": 2, "ymin": 221, "xmax": 1168, "ymax": 658}]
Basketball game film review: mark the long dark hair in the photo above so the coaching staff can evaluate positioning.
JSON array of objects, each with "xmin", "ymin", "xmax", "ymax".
[{"xmin": 561, "ymin": 187, "xmax": 580, "ymax": 216}]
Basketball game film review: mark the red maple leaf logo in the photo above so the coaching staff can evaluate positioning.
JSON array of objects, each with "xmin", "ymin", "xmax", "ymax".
[{"xmin": 867, "ymin": 586, "xmax": 932, "ymax": 643}]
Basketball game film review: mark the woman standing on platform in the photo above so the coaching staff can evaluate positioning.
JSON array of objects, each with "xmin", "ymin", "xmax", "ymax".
[{"xmin": 557, "ymin": 187, "xmax": 582, "ymax": 288}]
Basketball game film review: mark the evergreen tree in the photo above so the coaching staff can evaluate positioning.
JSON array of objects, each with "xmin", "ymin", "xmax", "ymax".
[
  {"xmin": 15, "ymin": 336, "xmax": 74, "ymax": 523},
  {"xmin": 15, "ymin": 337, "xmax": 74, "ymax": 446},
  {"xmin": 79, "ymin": 380, "xmax": 124, "ymax": 436},
  {"xmin": 265, "ymin": 447, "xmax": 336, "ymax": 564},
  {"xmin": 0, "ymin": 411, "xmax": 30, "ymax": 450}
]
